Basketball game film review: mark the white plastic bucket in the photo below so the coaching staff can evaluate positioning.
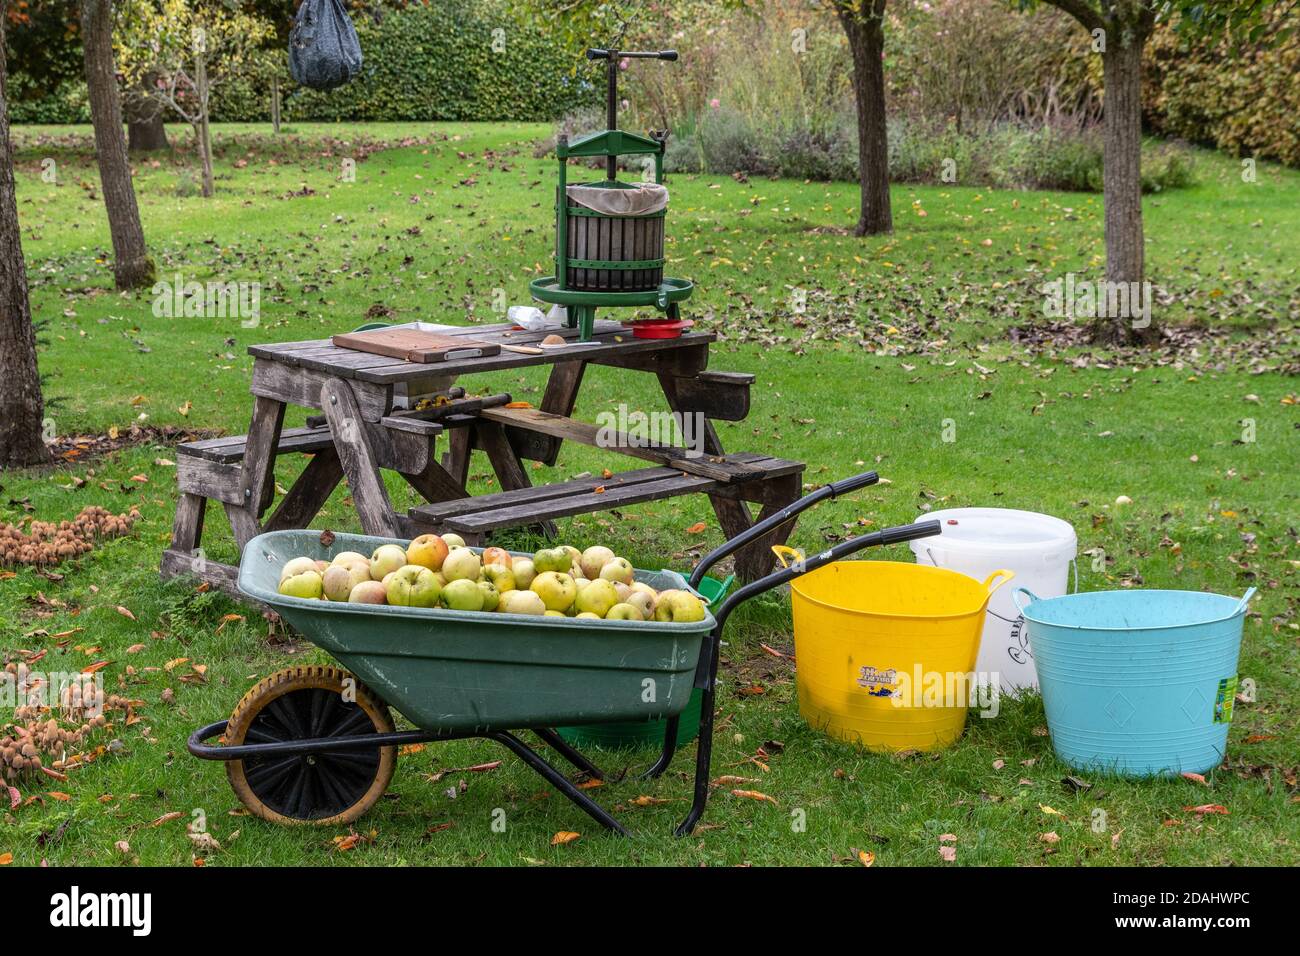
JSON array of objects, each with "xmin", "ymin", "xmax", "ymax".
[{"xmin": 909, "ymin": 508, "xmax": 1076, "ymax": 694}]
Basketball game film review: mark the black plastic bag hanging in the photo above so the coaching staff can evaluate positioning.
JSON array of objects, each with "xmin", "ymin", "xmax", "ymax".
[{"xmin": 289, "ymin": 0, "xmax": 363, "ymax": 91}]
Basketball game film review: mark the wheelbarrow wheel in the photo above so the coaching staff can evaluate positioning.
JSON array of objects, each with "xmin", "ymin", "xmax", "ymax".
[{"xmin": 223, "ymin": 665, "xmax": 396, "ymax": 826}]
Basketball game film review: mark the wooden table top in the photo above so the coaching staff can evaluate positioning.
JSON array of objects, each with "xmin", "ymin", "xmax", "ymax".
[{"xmin": 248, "ymin": 320, "xmax": 716, "ymax": 386}]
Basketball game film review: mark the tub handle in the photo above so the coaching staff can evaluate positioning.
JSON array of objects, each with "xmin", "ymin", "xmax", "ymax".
[
  {"xmin": 982, "ymin": 569, "xmax": 1015, "ymax": 596},
  {"xmin": 1233, "ymin": 587, "xmax": 1257, "ymax": 617},
  {"xmin": 1011, "ymin": 586, "xmax": 1041, "ymax": 615},
  {"xmin": 771, "ymin": 545, "xmax": 805, "ymax": 570}
]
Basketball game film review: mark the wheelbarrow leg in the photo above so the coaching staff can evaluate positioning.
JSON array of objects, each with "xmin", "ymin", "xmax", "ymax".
[
  {"xmin": 675, "ymin": 633, "xmax": 721, "ymax": 837},
  {"xmin": 641, "ymin": 715, "xmax": 679, "ymax": 779},
  {"xmin": 491, "ymin": 731, "xmax": 629, "ymax": 836},
  {"xmin": 532, "ymin": 727, "xmax": 605, "ymax": 780}
]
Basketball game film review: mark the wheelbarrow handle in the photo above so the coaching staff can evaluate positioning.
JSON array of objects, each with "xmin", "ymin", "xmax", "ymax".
[
  {"xmin": 705, "ymin": 519, "xmax": 941, "ymax": 642},
  {"xmin": 687, "ymin": 471, "xmax": 878, "ymax": 588}
]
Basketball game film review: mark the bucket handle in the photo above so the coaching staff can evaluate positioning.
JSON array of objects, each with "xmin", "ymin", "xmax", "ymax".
[
  {"xmin": 1011, "ymin": 586, "xmax": 1041, "ymax": 615},
  {"xmin": 982, "ymin": 569, "xmax": 1015, "ymax": 596},
  {"xmin": 1233, "ymin": 587, "xmax": 1257, "ymax": 617},
  {"xmin": 771, "ymin": 544, "xmax": 804, "ymax": 570}
]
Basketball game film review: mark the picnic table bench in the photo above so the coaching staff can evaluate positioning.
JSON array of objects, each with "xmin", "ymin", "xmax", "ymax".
[{"xmin": 160, "ymin": 319, "xmax": 806, "ymax": 595}]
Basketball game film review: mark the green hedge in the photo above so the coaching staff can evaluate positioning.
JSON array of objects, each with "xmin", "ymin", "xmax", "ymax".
[
  {"xmin": 279, "ymin": 1, "xmax": 595, "ymax": 123},
  {"xmin": 1144, "ymin": 18, "xmax": 1300, "ymax": 168},
  {"xmin": 5, "ymin": 0, "xmax": 591, "ymax": 125}
]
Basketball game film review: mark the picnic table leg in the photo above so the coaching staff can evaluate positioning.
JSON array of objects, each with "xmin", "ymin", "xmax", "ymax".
[
  {"xmin": 440, "ymin": 426, "xmax": 472, "ymax": 487},
  {"xmin": 321, "ymin": 377, "xmax": 401, "ymax": 538},
  {"xmin": 474, "ymin": 419, "xmax": 558, "ymax": 538},
  {"xmin": 221, "ymin": 395, "xmax": 286, "ymax": 551},
  {"xmin": 262, "ymin": 446, "xmax": 345, "ymax": 533},
  {"xmin": 657, "ymin": 371, "xmax": 796, "ymax": 580},
  {"xmin": 724, "ymin": 475, "xmax": 803, "ymax": 582}
]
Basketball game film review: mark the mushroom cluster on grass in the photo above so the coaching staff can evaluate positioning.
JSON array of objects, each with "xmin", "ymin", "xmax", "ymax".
[
  {"xmin": 0, "ymin": 667, "xmax": 130, "ymax": 781},
  {"xmin": 0, "ymin": 505, "xmax": 140, "ymax": 567}
]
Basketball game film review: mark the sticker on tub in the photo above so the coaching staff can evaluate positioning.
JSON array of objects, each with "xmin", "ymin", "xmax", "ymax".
[
  {"xmin": 855, "ymin": 666, "xmax": 899, "ymax": 698},
  {"xmin": 1214, "ymin": 677, "xmax": 1237, "ymax": 724}
]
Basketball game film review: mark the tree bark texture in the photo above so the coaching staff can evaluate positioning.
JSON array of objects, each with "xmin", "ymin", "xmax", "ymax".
[
  {"xmin": 836, "ymin": 0, "xmax": 893, "ymax": 236},
  {"xmin": 0, "ymin": 14, "xmax": 52, "ymax": 468},
  {"xmin": 80, "ymin": 0, "xmax": 155, "ymax": 289}
]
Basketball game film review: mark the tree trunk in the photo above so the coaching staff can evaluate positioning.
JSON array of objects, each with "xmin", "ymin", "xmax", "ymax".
[
  {"xmin": 127, "ymin": 75, "xmax": 169, "ymax": 152},
  {"xmin": 128, "ymin": 111, "xmax": 168, "ymax": 152},
  {"xmin": 80, "ymin": 0, "xmax": 155, "ymax": 290},
  {"xmin": 837, "ymin": 0, "xmax": 893, "ymax": 236},
  {"xmin": 196, "ymin": 49, "xmax": 214, "ymax": 197},
  {"xmin": 0, "ymin": 16, "xmax": 52, "ymax": 468},
  {"xmin": 1096, "ymin": 23, "xmax": 1151, "ymax": 345}
]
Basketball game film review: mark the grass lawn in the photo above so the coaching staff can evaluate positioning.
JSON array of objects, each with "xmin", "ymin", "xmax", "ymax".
[{"xmin": 1, "ymin": 121, "xmax": 1296, "ymax": 866}]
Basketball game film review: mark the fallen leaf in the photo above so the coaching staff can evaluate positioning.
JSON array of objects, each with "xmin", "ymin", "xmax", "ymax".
[
  {"xmin": 178, "ymin": 401, "xmax": 192, "ymax": 417},
  {"xmin": 629, "ymin": 795, "xmax": 669, "ymax": 807},
  {"xmin": 685, "ymin": 522, "xmax": 707, "ymax": 534},
  {"xmin": 1183, "ymin": 804, "xmax": 1229, "ymax": 816},
  {"xmin": 46, "ymin": 792, "xmax": 71, "ymax": 801},
  {"xmin": 730, "ymin": 789, "xmax": 777, "ymax": 804},
  {"xmin": 0, "ymin": 853, "xmax": 11, "ymax": 865},
  {"xmin": 857, "ymin": 849, "xmax": 875, "ymax": 867},
  {"xmin": 145, "ymin": 811, "xmax": 185, "ymax": 828},
  {"xmin": 551, "ymin": 831, "xmax": 580, "ymax": 846},
  {"xmin": 1039, "ymin": 804, "xmax": 1065, "ymax": 817},
  {"xmin": 992, "ymin": 759, "xmax": 1005, "ymax": 770},
  {"xmin": 114, "ymin": 841, "xmax": 130, "ymax": 854},
  {"xmin": 1040, "ymin": 832, "xmax": 1060, "ymax": 845},
  {"xmin": 939, "ymin": 845, "xmax": 956, "ymax": 862},
  {"xmin": 114, "ymin": 606, "xmax": 136, "ymax": 621},
  {"xmin": 1180, "ymin": 772, "xmax": 1208, "ymax": 786}
]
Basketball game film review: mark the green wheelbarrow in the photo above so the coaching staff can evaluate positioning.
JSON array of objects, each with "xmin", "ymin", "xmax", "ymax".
[{"xmin": 188, "ymin": 471, "xmax": 940, "ymax": 836}]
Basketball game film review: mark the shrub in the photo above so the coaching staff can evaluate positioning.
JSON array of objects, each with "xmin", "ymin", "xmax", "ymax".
[
  {"xmin": 283, "ymin": 0, "xmax": 594, "ymax": 123},
  {"xmin": 695, "ymin": 107, "xmax": 775, "ymax": 176}
]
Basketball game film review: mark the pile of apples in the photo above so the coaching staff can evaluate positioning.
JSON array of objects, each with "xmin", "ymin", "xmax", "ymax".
[{"xmin": 276, "ymin": 534, "xmax": 707, "ymax": 623}]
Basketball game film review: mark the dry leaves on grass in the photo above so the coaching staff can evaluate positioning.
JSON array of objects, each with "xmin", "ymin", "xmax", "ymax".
[
  {"xmin": 1184, "ymin": 804, "xmax": 1229, "ymax": 816},
  {"xmin": 730, "ymin": 789, "xmax": 777, "ymax": 805},
  {"xmin": 551, "ymin": 831, "xmax": 580, "ymax": 846}
]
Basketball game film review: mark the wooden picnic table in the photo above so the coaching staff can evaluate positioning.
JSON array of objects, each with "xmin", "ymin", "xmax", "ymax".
[{"xmin": 160, "ymin": 319, "xmax": 805, "ymax": 596}]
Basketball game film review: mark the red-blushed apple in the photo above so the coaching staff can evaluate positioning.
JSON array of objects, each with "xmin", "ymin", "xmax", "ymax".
[
  {"xmin": 574, "ymin": 578, "xmax": 619, "ymax": 617},
  {"xmin": 530, "ymin": 571, "xmax": 577, "ymax": 612},
  {"xmin": 482, "ymin": 546, "xmax": 513, "ymax": 568},
  {"xmin": 407, "ymin": 534, "xmax": 449, "ymax": 572},
  {"xmin": 606, "ymin": 602, "xmax": 644, "ymax": 621},
  {"xmin": 441, "ymin": 578, "xmax": 484, "ymax": 611},
  {"xmin": 579, "ymin": 546, "xmax": 615, "ymax": 580},
  {"xmin": 500, "ymin": 589, "xmax": 546, "ymax": 615},
  {"xmin": 442, "ymin": 547, "xmax": 481, "ymax": 582},
  {"xmin": 280, "ymin": 556, "xmax": 318, "ymax": 583},
  {"xmin": 322, "ymin": 563, "xmax": 368, "ymax": 602},
  {"xmin": 386, "ymin": 565, "xmax": 441, "ymax": 607},
  {"xmin": 313, "ymin": 559, "xmax": 330, "ymax": 574},
  {"xmin": 278, "ymin": 568, "xmax": 323, "ymax": 600},
  {"xmin": 598, "ymin": 557, "xmax": 634, "ymax": 585},
  {"xmin": 369, "ymin": 544, "xmax": 407, "ymax": 581},
  {"xmin": 625, "ymin": 590, "xmax": 654, "ymax": 620},
  {"xmin": 512, "ymin": 558, "xmax": 537, "ymax": 590},
  {"xmin": 348, "ymin": 580, "xmax": 388, "ymax": 604}
]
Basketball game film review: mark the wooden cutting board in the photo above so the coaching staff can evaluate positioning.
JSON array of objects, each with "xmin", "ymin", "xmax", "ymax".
[{"xmin": 332, "ymin": 328, "xmax": 502, "ymax": 363}]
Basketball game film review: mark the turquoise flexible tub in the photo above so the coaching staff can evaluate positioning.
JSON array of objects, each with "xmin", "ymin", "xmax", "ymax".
[{"xmin": 1014, "ymin": 586, "xmax": 1254, "ymax": 777}]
